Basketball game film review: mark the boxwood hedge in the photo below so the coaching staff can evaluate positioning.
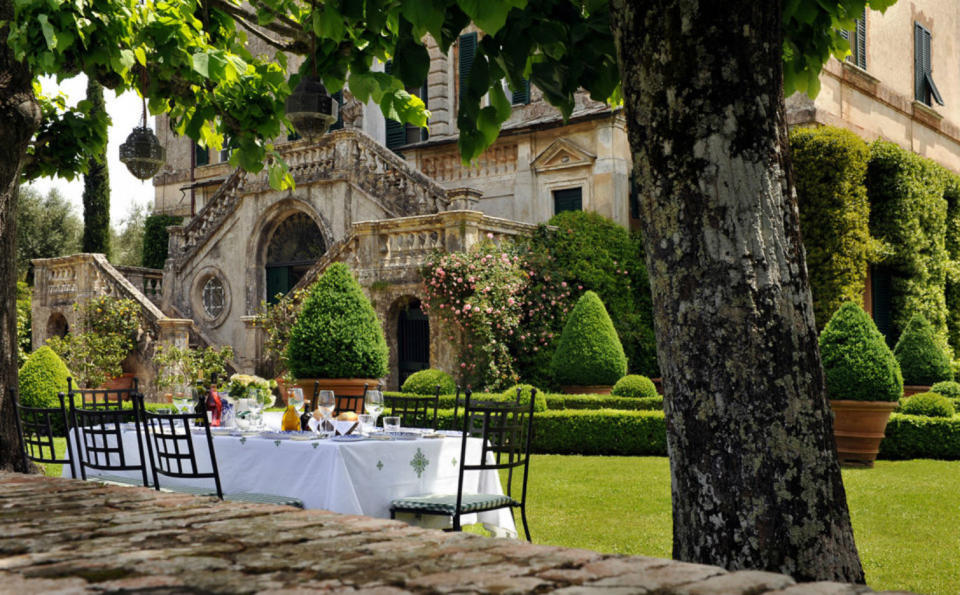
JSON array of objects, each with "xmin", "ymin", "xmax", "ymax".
[{"xmin": 893, "ymin": 313, "xmax": 954, "ymax": 385}]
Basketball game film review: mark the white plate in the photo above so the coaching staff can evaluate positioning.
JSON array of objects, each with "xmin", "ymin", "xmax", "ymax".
[
  {"xmin": 331, "ymin": 434, "xmax": 368, "ymax": 443},
  {"xmin": 387, "ymin": 432, "xmax": 419, "ymax": 441}
]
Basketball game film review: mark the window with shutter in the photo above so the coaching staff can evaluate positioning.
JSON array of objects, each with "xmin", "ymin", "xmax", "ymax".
[
  {"xmin": 511, "ymin": 79, "xmax": 530, "ymax": 105},
  {"xmin": 459, "ymin": 32, "xmax": 477, "ymax": 105},
  {"xmin": 914, "ymin": 22, "xmax": 944, "ymax": 106},
  {"xmin": 328, "ymin": 90, "xmax": 344, "ymax": 131},
  {"xmin": 384, "ymin": 61, "xmax": 406, "ymax": 150},
  {"xmin": 841, "ymin": 9, "xmax": 866, "ymax": 70},
  {"xmin": 384, "ymin": 61, "xmax": 428, "ymax": 150},
  {"xmin": 219, "ymin": 137, "xmax": 230, "ymax": 163},
  {"xmin": 553, "ymin": 188, "xmax": 583, "ymax": 214},
  {"xmin": 194, "ymin": 142, "xmax": 209, "ymax": 166}
]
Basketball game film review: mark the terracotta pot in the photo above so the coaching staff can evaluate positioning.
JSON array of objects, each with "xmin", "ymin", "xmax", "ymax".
[
  {"xmin": 903, "ymin": 385, "xmax": 932, "ymax": 397},
  {"xmin": 560, "ymin": 385, "xmax": 613, "ymax": 395},
  {"xmin": 96, "ymin": 373, "xmax": 136, "ymax": 391},
  {"xmin": 289, "ymin": 378, "xmax": 380, "ymax": 410},
  {"xmin": 829, "ymin": 400, "xmax": 899, "ymax": 468}
]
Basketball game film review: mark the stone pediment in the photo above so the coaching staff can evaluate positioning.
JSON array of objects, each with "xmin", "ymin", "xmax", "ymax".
[{"xmin": 531, "ymin": 138, "xmax": 596, "ymax": 173}]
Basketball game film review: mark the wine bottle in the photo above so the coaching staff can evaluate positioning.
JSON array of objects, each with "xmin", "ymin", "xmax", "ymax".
[{"xmin": 206, "ymin": 372, "xmax": 222, "ymax": 427}]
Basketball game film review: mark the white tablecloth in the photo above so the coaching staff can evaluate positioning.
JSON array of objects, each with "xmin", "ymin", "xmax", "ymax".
[{"xmin": 64, "ymin": 415, "xmax": 516, "ymax": 536}]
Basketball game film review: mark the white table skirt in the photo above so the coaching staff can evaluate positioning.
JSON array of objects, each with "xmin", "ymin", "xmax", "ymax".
[{"xmin": 63, "ymin": 417, "xmax": 517, "ymax": 536}]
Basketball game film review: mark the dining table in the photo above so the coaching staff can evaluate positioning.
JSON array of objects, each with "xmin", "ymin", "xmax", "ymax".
[{"xmin": 63, "ymin": 412, "xmax": 517, "ymax": 537}]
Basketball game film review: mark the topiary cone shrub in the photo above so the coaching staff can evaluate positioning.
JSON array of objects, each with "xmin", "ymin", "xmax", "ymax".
[
  {"xmin": 611, "ymin": 375, "xmax": 658, "ymax": 398},
  {"xmin": 286, "ymin": 263, "xmax": 388, "ymax": 381},
  {"xmin": 819, "ymin": 302, "xmax": 903, "ymax": 467},
  {"xmin": 401, "ymin": 369, "xmax": 455, "ymax": 395},
  {"xmin": 550, "ymin": 291, "xmax": 627, "ymax": 390},
  {"xmin": 893, "ymin": 313, "xmax": 954, "ymax": 387},
  {"xmin": 18, "ymin": 345, "xmax": 72, "ymax": 409}
]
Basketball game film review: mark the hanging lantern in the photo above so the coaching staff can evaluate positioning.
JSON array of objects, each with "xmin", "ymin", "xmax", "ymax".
[
  {"xmin": 120, "ymin": 125, "xmax": 166, "ymax": 180},
  {"xmin": 285, "ymin": 76, "xmax": 339, "ymax": 141}
]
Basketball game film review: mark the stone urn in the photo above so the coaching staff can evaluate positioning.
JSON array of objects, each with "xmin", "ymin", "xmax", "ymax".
[
  {"xmin": 829, "ymin": 400, "xmax": 899, "ymax": 467},
  {"xmin": 560, "ymin": 385, "xmax": 613, "ymax": 395}
]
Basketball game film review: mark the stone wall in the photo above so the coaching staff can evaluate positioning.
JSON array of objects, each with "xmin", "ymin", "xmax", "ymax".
[{"xmin": 0, "ymin": 472, "xmax": 896, "ymax": 594}]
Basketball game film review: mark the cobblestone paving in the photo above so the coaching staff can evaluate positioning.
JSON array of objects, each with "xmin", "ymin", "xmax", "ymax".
[{"xmin": 0, "ymin": 472, "xmax": 905, "ymax": 594}]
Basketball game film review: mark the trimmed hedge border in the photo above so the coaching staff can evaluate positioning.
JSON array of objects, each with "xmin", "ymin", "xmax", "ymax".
[{"xmin": 384, "ymin": 391, "xmax": 664, "ymax": 412}]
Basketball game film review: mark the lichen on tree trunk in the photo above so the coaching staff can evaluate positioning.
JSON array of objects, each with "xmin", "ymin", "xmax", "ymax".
[
  {"xmin": 0, "ymin": 0, "xmax": 40, "ymax": 472},
  {"xmin": 609, "ymin": 0, "xmax": 864, "ymax": 583}
]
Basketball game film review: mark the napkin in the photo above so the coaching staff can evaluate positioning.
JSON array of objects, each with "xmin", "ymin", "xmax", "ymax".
[{"xmin": 330, "ymin": 420, "xmax": 357, "ymax": 435}]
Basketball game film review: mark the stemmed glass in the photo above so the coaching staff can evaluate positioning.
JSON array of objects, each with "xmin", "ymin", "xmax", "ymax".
[
  {"xmin": 248, "ymin": 386, "xmax": 270, "ymax": 430},
  {"xmin": 365, "ymin": 389, "xmax": 384, "ymax": 429},
  {"xmin": 287, "ymin": 387, "xmax": 305, "ymax": 423},
  {"xmin": 316, "ymin": 390, "xmax": 335, "ymax": 435},
  {"xmin": 172, "ymin": 388, "xmax": 192, "ymax": 432}
]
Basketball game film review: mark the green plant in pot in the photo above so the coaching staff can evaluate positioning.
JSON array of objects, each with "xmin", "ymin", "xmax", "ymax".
[
  {"xmin": 550, "ymin": 291, "xmax": 627, "ymax": 394},
  {"xmin": 893, "ymin": 313, "xmax": 953, "ymax": 394},
  {"xmin": 285, "ymin": 263, "xmax": 388, "ymax": 404},
  {"xmin": 819, "ymin": 301, "xmax": 903, "ymax": 467}
]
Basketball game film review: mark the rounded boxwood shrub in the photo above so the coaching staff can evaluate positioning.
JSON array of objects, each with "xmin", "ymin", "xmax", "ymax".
[
  {"xmin": 18, "ymin": 345, "xmax": 71, "ymax": 408},
  {"xmin": 611, "ymin": 375, "xmax": 658, "ymax": 398},
  {"xmin": 550, "ymin": 291, "xmax": 627, "ymax": 386},
  {"xmin": 401, "ymin": 369, "xmax": 455, "ymax": 395},
  {"xmin": 500, "ymin": 384, "xmax": 547, "ymax": 412},
  {"xmin": 931, "ymin": 380, "xmax": 960, "ymax": 399},
  {"xmin": 819, "ymin": 302, "xmax": 903, "ymax": 402},
  {"xmin": 900, "ymin": 392, "xmax": 956, "ymax": 418},
  {"xmin": 286, "ymin": 263, "xmax": 389, "ymax": 379},
  {"xmin": 893, "ymin": 313, "xmax": 954, "ymax": 386}
]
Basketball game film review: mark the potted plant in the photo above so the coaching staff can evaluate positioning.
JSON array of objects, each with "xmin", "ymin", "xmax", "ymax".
[
  {"xmin": 550, "ymin": 291, "xmax": 627, "ymax": 394},
  {"xmin": 285, "ymin": 262, "xmax": 388, "ymax": 400},
  {"xmin": 893, "ymin": 313, "xmax": 954, "ymax": 396},
  {"xmin": 819, "ymin": 302, "xmax": 903, "ymax": 467}
]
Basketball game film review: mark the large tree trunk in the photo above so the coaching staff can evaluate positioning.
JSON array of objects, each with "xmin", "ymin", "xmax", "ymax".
[
  {"xmin": 0, "ymin": 0, "xmax": 40, "ymax": 472},
  {"xmin": 609, "ymin": 0, "xmax": 864, "ymax": 583}
]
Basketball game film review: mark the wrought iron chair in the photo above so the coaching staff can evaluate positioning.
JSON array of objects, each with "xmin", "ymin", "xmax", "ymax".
[
  {"xmin": 383, "ymin": 385, "xmax": 440, "ymax": 430},
  {"xmin": 67, "ymin": 376, "xmax": 138, "ymax": 410},
  {"xmin": 141, "ymin": 395, "xmax": 304, "ymax": 508},
  {"xmin": 70, "ymin": 390, "xmax": 151, "ymax": 487},
  {"xmin": 10, "ymin": 388, "xmax": 76, "ymax": 478},
  {"xmin": 390, "ymin": 388, "xmax": 537, "ymax": 541},
  {"xmin": 311, "ymin": 380, "xmax": 366, "ymax": 417}
]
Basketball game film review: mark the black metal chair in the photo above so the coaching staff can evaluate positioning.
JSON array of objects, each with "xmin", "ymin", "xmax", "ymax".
[
  {"xmin": 67, "ymin": 376, "xmax": 138, "ymax": 410},
  {"xmin": 10, "ymin": 388, "xmax": 76, "ymax": 478},
  {"xmin": 70, "ymin": 390, "xmax": 151, "ymax": 487},
  {"xmin": 390, "ymin": 388, "xmax": 537, "ymax": 541},
  {"xmin": 383, "ymin": 385, "xmax": 440, "ymax": 430},
  {"xmin": 141, "ymin": 395, "xmax": 304, "ymax": 508},
  {"xmin": 311, "ymin": 380, "xmax": 366, "ymax": 417}
]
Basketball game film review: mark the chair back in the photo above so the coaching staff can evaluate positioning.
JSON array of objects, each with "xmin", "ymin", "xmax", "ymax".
[
  {"xmin": 68, "ymin": 376, "xmax": 138, "ymax": 410},
  {"xmin": 10, "ymin": 388, "xmax": 77, "ymax": 478},
  {"xmin": 70, "ymin": 392, "xmax": 150, "ymax": 486},
  {"xmin": 311, "ymin": 381, "xmax": 366, "ymax": 416},
  {"xmin": 457, "ymin": 388, "xmax": 536, "ymax": 508},
  {"xmin": 141, "ymin": 395, "xmax": 223, "ymax": 498},
  {"xmin": 383, "ymin": 385, "xmax": 439, "ymax": 430}
]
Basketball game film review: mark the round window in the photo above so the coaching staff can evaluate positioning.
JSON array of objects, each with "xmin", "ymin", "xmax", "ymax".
[{"xmin": 201, "ymin": 276, "xmax": 225, "ymax": 319}]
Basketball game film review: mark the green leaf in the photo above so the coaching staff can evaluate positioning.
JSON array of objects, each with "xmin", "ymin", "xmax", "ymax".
[
  {"xmin": 192, "ymin": 53, "xmax": 210, "ymax": 78},
  {"xmin": 314, "ymin": 6, "xmax": 345, "ymax": 43},
  {"xmin": 489, "ymin": 82, "xmax": 511, "ymax": 122},
  {"xmin": 456, "ymin": 0, "xmax": 526, "ymax": 36},
  {"xmin": 393, "ymin": 38, "xmax": 431, "ymax": 88},
  {"xmin": 37, "ymin": 14, "xmax": 57, "ymax": 51},
  {"xmin": 402, "ymin": 0, "xmax": 445, "ymax": 40},
  {"xmin": 134, "ymin": 47, "xmax": 146, "ymax": 67}
]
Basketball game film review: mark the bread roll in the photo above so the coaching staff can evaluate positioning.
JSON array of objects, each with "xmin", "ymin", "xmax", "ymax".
[{"xmin": 337, "ymin": 411, "xmax": 358, "ymax": 422}]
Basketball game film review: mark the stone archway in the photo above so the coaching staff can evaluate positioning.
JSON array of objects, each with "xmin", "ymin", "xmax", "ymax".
[
  {"xmin": 46, "ymin": 312, "xmax": 69, "ymax": 339},
  {"xmin": 264, "ymin": 212, "xmax": 326, "ymax": 303}
]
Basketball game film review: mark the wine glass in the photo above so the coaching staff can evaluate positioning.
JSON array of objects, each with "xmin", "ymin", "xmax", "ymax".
[
  {"xmin": 316, "ymin": 390, "xmax": 335, "ymax": 434},
  {"xmin": 247, "ymin": 387, "xmax": 267, "ymax": 430},
  {"xmin": 287, "ymin": 387, "xmax": 305, "ymax": 414},
  {"xmin": 365, "ymin": 389, "xmax": 384, "ymax": 427},
  {"xmin": 172, "ymin": 391, "xmax": 191, "ymax": 415}
]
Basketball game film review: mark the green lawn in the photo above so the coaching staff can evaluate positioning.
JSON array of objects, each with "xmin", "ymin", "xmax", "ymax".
[{"xmin": 39, "ymin": 440, "xmax": 958, "ymax": 594}]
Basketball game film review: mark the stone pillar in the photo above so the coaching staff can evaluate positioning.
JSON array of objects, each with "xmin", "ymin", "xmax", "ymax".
[
  {"xmin": 446, "ymin": 187, "xmax": 482, "ymax": 211},
  {"xmin": 156, "ymin": 318, "xmax": 192, "ymax": 351},
  {"xmin": 239, "ymin": 315, "xmax": 260, "ymax": 374}
]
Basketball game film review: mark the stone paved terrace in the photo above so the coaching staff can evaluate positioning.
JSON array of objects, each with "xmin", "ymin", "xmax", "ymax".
[{"xmin": 0, "ymin": 472, "xmax": 903, "ymax": 594}]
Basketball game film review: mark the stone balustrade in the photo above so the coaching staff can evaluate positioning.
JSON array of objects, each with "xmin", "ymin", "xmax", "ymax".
[
  {"xmin": 0, "ymin": 472, "xmax": 892, "ymax": 594},
  {"xmin": 167, "ymin": 166, "xmax": 247, "ymax": 271},
  {"xmin": 114, "ymin": 265, "xmax": 163, "ymax": 305}
]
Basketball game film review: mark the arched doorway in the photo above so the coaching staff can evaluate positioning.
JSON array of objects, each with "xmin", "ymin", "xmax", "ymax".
[
  {"xmin": 46, "ymin": 313, "xmax": 69, "ymax": 339},
  {"xmin": 397, "ymin": 300, "xmax": 429, "ymax": 385},
  {"xmin": 264, "ymin": 213, "xmax": 326, "ymax": 303}
]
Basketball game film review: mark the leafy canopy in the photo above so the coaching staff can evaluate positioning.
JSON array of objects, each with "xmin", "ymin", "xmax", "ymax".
[{"xmin": 9, "ymin": 0, "xmax": 897, "ymax": 184}]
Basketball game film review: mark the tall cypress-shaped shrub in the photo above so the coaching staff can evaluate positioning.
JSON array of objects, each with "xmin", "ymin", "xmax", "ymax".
[
  {"xmin": 81, "ymin": 79, "xmax": 111, "ymax": 256},
  {"xmin": 142, "ymin": 214, "xmax": 183, "ymax": 269},
  {"xmin": 790, "ymin": 126, "xmax": 870, "ymax": 330},
  {"xmin": 944, "ymin": 175, "xmax": 960, "ymax": 354},
  {"xmin": 550, "ymin": 291, "xmax": 627, "ymax": 386},
  {"xmin": 286, "ymin": 263, "xmax": 388, "ymax": 379},
  {"xmin": 894, "ymin": 313, "xmax": 954, "ymax": 386},
  {"xmin": 819, "ymin": 302, "xmax": 902, "ymax": 402},
  {"xmin": 867, "ymin": 140, "xmax": 950, "ymax": 343}
]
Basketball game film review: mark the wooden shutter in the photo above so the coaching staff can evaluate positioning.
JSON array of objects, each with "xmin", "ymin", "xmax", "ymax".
[
  {"xmin": 328, "ymin": 90, "xmax": 344, "ymax": 131},
  {"xmin": 855, "ymin": 9, "xmax": 866, "ymax": 69},
  {"xmin": 511, "ymin": 78, "xmax": 531, "ymax": 105},
  {"xmin": 384, "ymin": 61, "xmax": 406, "ymax": 149},
  {"xmin": 459, "ymin": 32, "xmax": 477, "ymax": 104},
  {"xmin": 194, "ymin": 142, "xmax": 209, "ymax": 166},
  {"xmin": 915, "ymin": 22, "xmax": 931, "ymax": 103},
  {"xmin": 553, "ymin": 188, "xmax": 583, "ymax": 214}
]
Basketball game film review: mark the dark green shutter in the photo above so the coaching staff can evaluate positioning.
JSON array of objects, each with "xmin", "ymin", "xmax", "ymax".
[
  {"xmin": 553, "ymin": 188, "xmax": 582, "ymax": 214},
  {"xmin": 855, "ymin": 9, "xmax": 866, "ymax": 69},
  {"xmin": 511, "ymin": 79, "xmax": 530, "ymax": 105},
  {"xmin": 915, "ymin": 22, "xmax": 930, "ymax": 103},
  {"xmin": 459, "ymin": 32, "xmax": 477, "ymax": 104},
  {"xmin": 384, "ymin": 61, "xmax": 406, "ymax": 150},
  {"xmin": 328, "ymin": 90, "xmax": 344, "ymax": 131},
  {"xmin": 266, "ymin": 266, "xmax": 289, "ymax": 305},
  {"xmin": 629, "ymin": 177, "xmax": 640, "ymax": 220},
  {"xmin": 194, "ymin": 142, "xmax": 209, "ymax": 166}
]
